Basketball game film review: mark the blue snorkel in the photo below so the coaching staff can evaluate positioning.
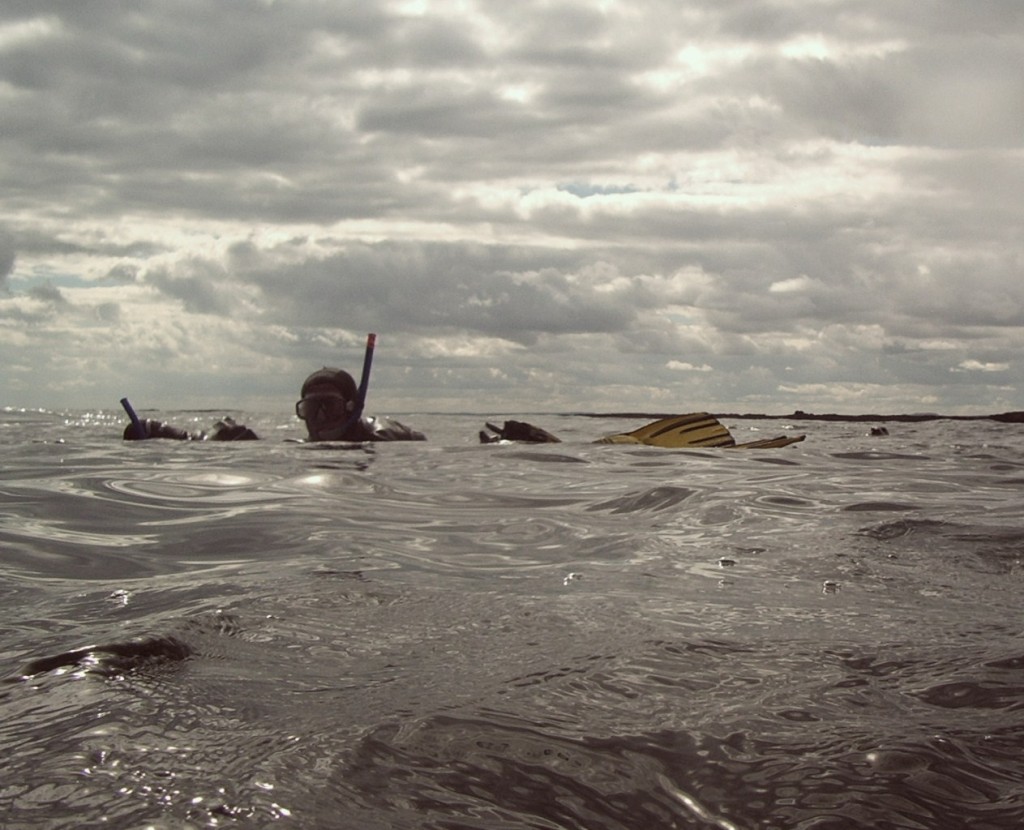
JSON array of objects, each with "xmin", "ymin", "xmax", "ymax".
[
  {"xmin": 338, "ymin": 332, "xmax": 376, "ymax": 436},
  {"xmin": 120, "ymin": 397, "xmax": 148, "ymax": 439}
]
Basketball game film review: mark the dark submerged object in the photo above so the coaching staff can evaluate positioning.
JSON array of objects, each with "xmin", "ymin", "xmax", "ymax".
[
  {"xmin": 13, "ymin": 635, "xmax": 194, "ymax": 680},
  {"xmin": 480, "ymin": 420, "xmax": 562, "ymax": 444}
]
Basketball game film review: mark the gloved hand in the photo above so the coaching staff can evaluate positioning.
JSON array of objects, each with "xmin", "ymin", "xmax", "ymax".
[
  {"xmin": 208, "ymin": 417, "xmax": 259, "ymax": 441},
  {"xmin": 479, "ymin": 420, "xmax": 561, "ymax": 443}
]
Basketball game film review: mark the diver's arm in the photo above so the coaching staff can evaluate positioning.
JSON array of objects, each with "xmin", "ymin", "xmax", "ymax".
[
  {"xmin": 123, "ymin": 416, "xmax": 257, "ymax": 441},
  {"xmin": 365, "ymin": 417, "xmax": 426, "ymax": 441}
]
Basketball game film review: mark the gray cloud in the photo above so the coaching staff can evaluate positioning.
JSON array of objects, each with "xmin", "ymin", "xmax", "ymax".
[
  {"xmin": 145, "ymin": 260, "xmax": 240, "ymax": 316},
  {"xmin": 26, "ymin": 283, "xmax": 68, "ymax": 305},
  {"xmin": 0, "ymin": 230, "xmax": 14, "ymax": 294},
  {"xmin": 233, "ymin": 241, "xmax": 635, "ymax": 342},
  {"xmin": 1, "ymin": 0, "xmax": 1022, "ymax": 413}
]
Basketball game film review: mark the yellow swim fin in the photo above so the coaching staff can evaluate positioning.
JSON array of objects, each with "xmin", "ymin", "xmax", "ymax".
[{"xmin": 596, "ymin": 413, "xmax": 736, "ymax": 448}]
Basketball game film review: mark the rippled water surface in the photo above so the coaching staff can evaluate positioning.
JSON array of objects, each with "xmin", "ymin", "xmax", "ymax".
[{"xmin": 3, "ymin": 409, "xmax": 1024, "ymax": 828}]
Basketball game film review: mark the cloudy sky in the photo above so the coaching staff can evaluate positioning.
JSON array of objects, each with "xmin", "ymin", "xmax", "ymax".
[{"xmin": 2, "ymin": 0, "xmax": 1022, "ymax": 415}]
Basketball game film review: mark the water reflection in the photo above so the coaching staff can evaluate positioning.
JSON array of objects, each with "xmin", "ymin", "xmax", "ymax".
[{"xmin": 3, "ymin": 414, "xmax": 1024, "ymax": 827}]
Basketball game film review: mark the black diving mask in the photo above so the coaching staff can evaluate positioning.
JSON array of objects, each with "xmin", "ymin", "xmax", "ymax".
[{"xmin": 295, "ymin": 394, "xmax": 352, "ymax": 422}]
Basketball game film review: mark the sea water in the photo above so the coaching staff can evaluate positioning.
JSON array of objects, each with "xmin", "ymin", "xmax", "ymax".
[{"xmin": 2, "ymin": 408, "xmax": 1023, "ymax": 829}]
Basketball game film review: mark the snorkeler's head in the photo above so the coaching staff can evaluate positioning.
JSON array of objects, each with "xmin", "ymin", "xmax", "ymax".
[
  {"xmin": 300, "ymin": 368, "xmax": 358, "ymax": 401},
  {"xmin": 296, "ymin": 368, "xmax": 358, "ymax": 441}
]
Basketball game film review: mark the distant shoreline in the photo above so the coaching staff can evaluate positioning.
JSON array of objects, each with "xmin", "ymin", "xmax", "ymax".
[{"xmin": 572, "ymin": 411, "xmax": 1024, "ymax": 424}]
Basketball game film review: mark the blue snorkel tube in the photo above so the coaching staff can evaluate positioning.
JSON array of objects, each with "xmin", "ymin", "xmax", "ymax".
[
  {"xmin": 120, "ymin": 397, "xmax": 148, "ymax": 439},
  {"xmin": 338, "ymin": 333, "xmax": 377, "ymax": 436}
]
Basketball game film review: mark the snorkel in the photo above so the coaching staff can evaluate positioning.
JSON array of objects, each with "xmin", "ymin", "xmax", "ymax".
[
  {"xmin": 120, "ymin": 397, "xmax": 148, "ymax": 439},
  {"xmin": 337, "ymin": 332, "xmax": 376, "ymax": 436}
]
